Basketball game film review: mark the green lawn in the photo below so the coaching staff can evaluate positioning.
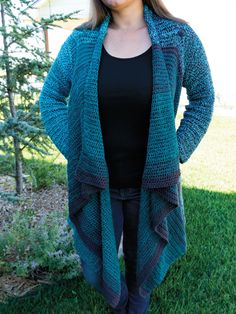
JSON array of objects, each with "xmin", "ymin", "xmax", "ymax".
[{"xmin": 0, "ymin": 113, "xmax": 235, "ymax": 313}]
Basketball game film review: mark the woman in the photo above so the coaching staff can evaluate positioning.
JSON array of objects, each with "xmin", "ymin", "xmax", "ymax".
[{"xmin": 39, "ymin": 1, "xmax": 215, "ymax": 313}]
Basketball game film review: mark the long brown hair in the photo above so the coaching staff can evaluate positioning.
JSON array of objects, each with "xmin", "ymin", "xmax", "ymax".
[{"xmin": 75, "ymin": 0, "xmax": 189, "ymax": 30}]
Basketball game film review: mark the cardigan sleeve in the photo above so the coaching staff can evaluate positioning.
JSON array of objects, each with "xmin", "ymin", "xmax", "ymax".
[
  {"xmin": 39, "ymin": 33, "xmax": 75, "ymax": 160},
  {"xmin": 176, "ymin": 25, "xmax": 215, "ymax": 164}
]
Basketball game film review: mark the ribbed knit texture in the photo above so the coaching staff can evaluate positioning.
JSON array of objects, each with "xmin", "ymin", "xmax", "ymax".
[{"xmin": 39, "ymin": 4, "xmax": 215, "ymax": 308}]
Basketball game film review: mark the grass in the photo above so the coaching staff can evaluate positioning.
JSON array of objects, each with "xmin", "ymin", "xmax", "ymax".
[
  {"xmin": 0, "ymin": 152, "xmax": 67, "ymax": 191},
  {"xmin": 0, "ymin": 113, "xmax": 235, "ymax": 313}
]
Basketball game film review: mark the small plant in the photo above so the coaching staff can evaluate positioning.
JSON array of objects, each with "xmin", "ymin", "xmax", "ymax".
[{"xmin": 0, "ymin": 207, "xmax": 82, "ymax": 282}]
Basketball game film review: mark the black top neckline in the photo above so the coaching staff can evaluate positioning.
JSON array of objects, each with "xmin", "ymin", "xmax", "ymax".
[{"xmin": 102, "ymin": 44, "xmax": 152, "ymax": 60}]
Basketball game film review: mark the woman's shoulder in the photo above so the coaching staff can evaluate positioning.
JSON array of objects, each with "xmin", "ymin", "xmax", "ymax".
[
  {"xmin": 71, "ymin": 21, "xmax": 101, "ymax": 43},
  {"xmin": 155, "ymin": 15, "xmax": 203, "ymax": 50},
  {"xmin": 73, "ymin": 20, "xmax": 101, "ymax": 34}
]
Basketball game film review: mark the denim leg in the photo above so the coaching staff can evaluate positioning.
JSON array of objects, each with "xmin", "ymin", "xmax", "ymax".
[
  {"xmin": 110, "ymin": 195, "xmax": 124, "ymax": 253},
  {"xmin": 122, "ymin": 192, "xmax": 151, "ymax": 314}
]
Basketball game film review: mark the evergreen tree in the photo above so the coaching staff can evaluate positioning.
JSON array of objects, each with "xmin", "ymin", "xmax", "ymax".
[{"xmin": 0, "ymin": 0, "xmax": 80, "ymax": 197}]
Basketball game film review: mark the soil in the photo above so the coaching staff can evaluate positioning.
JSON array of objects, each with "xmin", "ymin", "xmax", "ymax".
[{"xmin": 0, "ymin": 175, "xmax": 68, "ymax": 231}]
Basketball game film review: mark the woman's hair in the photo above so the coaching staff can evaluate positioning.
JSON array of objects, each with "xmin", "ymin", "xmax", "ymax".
[{"xmin": 75, "ymin": 0, "xmax": 189, "ymax": 30}]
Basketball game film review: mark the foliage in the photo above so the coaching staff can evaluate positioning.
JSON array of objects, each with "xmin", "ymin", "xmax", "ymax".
[
  {"xmin": 0, "ymin": 0, "xmax": 80, "ymax": 194},
  {"xmin": 0, "ymin": 207, "xmax": 82, "ymax": 282}
]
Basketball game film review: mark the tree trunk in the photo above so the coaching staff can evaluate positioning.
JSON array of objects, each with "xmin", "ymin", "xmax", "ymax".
[{"xmin": 1, "ymin": 3, "xmax": 23, "ymax": 194}]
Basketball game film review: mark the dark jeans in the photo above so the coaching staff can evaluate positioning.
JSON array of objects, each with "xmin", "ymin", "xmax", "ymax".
[{"xmin": 80, "ymin": 187, "xmax": 151, "ymax": 314}]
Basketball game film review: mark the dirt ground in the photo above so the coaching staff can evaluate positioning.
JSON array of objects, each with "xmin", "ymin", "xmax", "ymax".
[{"xmin": 0, "ymin": 175, "xmax": 68, "ymax": 231}]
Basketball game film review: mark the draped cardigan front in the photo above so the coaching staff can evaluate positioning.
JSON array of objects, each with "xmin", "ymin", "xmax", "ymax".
[{"xmin": 39, "ymin": 4, "xmax": 215, "ymax": 308}]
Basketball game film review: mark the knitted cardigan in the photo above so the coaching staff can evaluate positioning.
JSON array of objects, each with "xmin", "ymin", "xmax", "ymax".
[{"xmin": 39, "ymin": 4, "xmax": 215, "ymax": 308}]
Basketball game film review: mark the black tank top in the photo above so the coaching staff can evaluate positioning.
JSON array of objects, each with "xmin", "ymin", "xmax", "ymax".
[{"xmin": 98, "ymin": 44, "xmax": 153, "ymax": 188}]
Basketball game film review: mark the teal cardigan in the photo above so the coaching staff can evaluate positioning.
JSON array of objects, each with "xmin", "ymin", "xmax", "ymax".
[{"xmin": 39, "ymin": 4, "xmax": 215, "ymax": 307}]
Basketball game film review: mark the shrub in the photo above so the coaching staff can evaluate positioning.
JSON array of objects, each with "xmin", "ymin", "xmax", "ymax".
[{"xmin": 0, "ymin": 207, "xmax": 82, "ymax": 282}]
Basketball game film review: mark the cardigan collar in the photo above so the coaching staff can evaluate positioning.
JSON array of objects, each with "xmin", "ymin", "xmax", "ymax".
[{"xmin": 75, "ymin": 4, "xmax": 181, "ymax": 194}]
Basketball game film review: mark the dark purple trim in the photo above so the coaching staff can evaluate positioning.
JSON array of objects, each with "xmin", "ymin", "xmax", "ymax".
[
  {"xmin": 136, "ymin": 239, "xmax": 166, "ymax": 287},
  {"xmin": 142, "ymin": 168, "xmax": 181, "ymax": 189},
  {"xmin": 100, "ymin": 276, "xmax": 122, "ymax": 308},
  {"xmin": 80, "ymin": 254, "xmax": 122, "ymax": 308},
  {"xmin": 69, "ymin": 182, "xmax": 104, "ymax": 258},
  {"xmin": 69, "ymin": 182, "xmax": 101, "ymax": 216},
  {"xmin": 136, "ymin": 183, "xmax": 180, "ymax": 297},
  {"xmin": 69, "ymin": 209, "xmax": 102, "ymax": 258},
  {"xmin": 75, "ymin": 164, "xmax": 108, "ymax": 189}
]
